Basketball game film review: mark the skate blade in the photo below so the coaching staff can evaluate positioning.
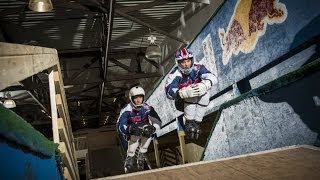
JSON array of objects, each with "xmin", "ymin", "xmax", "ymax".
[
  {"xmin": 194, "ymin": 133, "xmax": 200, "ymax": 140},
  {"xmin": 124, "ymin": 167, "xmax": 129, "ymax": 173},
  {"xmin": 190, "ymin": 132, "xmax": 195, "ymax": 139}
]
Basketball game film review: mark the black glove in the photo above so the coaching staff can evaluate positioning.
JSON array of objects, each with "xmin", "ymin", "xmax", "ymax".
[
  {"xmin": 128, "ymin": 125, "xmax": 143, "ymax": 136},
  {"xmin": 142, "ymin": 125, "xmax": 156, "ymax": 138}
]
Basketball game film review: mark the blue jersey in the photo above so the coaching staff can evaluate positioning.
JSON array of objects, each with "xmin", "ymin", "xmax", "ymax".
[
  {"xmin": 116, "ymin": 103, "xmax": 161, "ymax": 136},
  {"xmin": 165, "ymin": 63, "xmax": 217, "ymax": 99}
]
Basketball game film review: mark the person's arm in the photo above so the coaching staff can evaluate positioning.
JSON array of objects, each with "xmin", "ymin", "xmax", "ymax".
[
  {"xmin": 116, "ymin": 105, "xmax": 131, "ymax": 137},
  {"xmin": 148, "ymin": 107, "xmax": 162, "ymax": 131},
  {"xmin": 165, "ymin": 68, "xmax": 182, "ymax": 99},
  {"xmin": 192, "ymin": 65, "xmax": 217, "ymax": 96}
]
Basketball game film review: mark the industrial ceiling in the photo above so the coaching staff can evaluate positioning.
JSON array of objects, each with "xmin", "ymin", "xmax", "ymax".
[{"xmin": 0, "ymin": 0, "xmax": 211, "ymax": 135}]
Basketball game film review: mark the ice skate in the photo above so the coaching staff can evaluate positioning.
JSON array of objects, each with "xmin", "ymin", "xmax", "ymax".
[
  {"xmin": 137, "ymin": 153, "xmax": 146, "ymax": 171},
  {"xmin": 124, "ymin": 156, "xmax": 134, "ymax": 173},
  {"xmin": 185, "ymin": 120, "xmax": 201, "ymax": 139}
]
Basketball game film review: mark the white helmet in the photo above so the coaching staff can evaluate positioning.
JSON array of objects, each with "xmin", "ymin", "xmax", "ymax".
[{"xmin": 129, "ymin": 86, "xmax": 145, "ymax": 109}]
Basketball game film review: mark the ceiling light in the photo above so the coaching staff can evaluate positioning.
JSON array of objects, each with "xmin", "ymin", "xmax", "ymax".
[
  {"xmin": 3, "ymin": 92, "xmax": 16, "ymax": 109},
  {"xmin": 29, "ymin": 0, "xmax": 53, "ymax": 12},
  {"xmin": 64, "ymin": 85, "xmax": 74, "ymax": 89},
  {"xmin": 4, "ymin": 99, "xmax": 16, "ymax": 109},
  {"xmin": 145, "ymin": 35, "xmax": 161, "ymax": 60}
]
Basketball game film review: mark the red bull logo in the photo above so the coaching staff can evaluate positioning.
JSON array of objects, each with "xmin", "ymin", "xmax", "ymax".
[{"xmin": 219, "ymin": 0, "xmax": 287, "ymax": 65}]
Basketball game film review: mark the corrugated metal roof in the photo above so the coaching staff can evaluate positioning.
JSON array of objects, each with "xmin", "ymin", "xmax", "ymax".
[
  {"xmin": 0, "ymin": 0, "xmax": 191, "ymax": 51},
  {"xmin": 111, "ymin": 1, "xmax": 188, "ymax": 50}
]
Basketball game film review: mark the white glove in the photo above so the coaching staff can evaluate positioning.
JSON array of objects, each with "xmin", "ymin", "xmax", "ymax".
[
  {"xmin": 192, "ymin": 80, "xmax": 212, "ymax": 96},
  {"xmin": 178, "ymin": 85, "xmax": 198, "ymax": 99}
]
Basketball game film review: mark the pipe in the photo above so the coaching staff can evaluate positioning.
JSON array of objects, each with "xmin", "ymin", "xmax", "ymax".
[{"xmin": 98, "ymin": 0, "xmax": 115, "ymax": 124}]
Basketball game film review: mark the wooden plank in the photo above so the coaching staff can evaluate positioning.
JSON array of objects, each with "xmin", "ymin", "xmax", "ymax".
[
  {"xmin": 52, "ymin": 66, "xmax": 71, "ymax": 126},
  {"xmin": 54, "ymin": 80, "xmax": 72, "ymax": 136},
  {"xmin": 105, "ymin": 145, "xmax": 320, "ymax": 180},
  {"xmin": 177, "ymin": 131, "xmax": 187, "ymax": 164},
  {"xmin": 53, "ymin": 68, "xmax": 73, "ymax": 135},
  {"xmin": 221, "ymin": 147, "xmax": 320, "ymax": 179},
  {"xmin": 53, "ymin": 65, "xmax": 79, "ymax": 179},
  {"xmin": 0, "ymin": 42, "xmax": 59, "ymax": 90},
  {"xmin": 49, "ymin": 70, "xmax": 59, "ymax": 143},
  {"xmin": 59, "ymin": 142, "xmax": 77, "ymax": 180},
  {"xmin": 53, "ymin": 67, "xmax": 77, "ymax": 152},
  {"xmin": 56, "ymin": 94, "xmax": 72, "ymax": 141},
  {"xmin": 63, "ymin": 167, "xmax": 72, "ymax": 180},
  {"xmin": 58, "ymin": 118, "xmax": 77, "ymax": 170},
  {"xmin": 162, "ymin": 154, "xmax": 177, "ymax": 164},
  {"xmin": 0, "ymin": 42, "xmax": 57, "ymax": 56},
  {"xmin": 185, "ymin": 143, "xmax": 204, "ymax": 163},
  {"xmin": 153, "ymin": 139, "xmax": 161, "ymax": 168},
  {"xmin": 53, "ymin": 71, "xmax": 63, "ymax": 95}
]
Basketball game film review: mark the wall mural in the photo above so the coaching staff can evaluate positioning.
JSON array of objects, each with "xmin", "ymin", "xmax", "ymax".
[
  {"xmin": 147, "ymin": 0, "xmax": 320, "ymax": 127},
  {"xmin": 219, "ymin": 0, "xmax": 287, "ymax": 65},
  {"xmin": 203, "ymin": 67, "xmax": 320, "ymax": 160}
]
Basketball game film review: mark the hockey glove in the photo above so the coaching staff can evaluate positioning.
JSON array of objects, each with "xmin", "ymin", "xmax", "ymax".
[
  {"xmin": 142, "ymin": 125, "xmax": 156, "ymax": 138},
  {"xmin": 192, "ymin": 80, "xmax": 212, "ymax": 96},
  {"xmin": 128, "ymin": 125, "xmax": 143, "ymax": 136},
  {"xmin": 178, "ymin": 85, "xmax": 198, "ymax": 99}
]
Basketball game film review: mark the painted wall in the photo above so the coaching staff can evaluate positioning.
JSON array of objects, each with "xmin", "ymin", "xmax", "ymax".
[
  {"xmin": 147, "ymin": 0, "xmax": 320, "ymax": 129},
  {"xmin": 191, "ymin": 0, "xmax": 319, "ymax": 91},
  {"xmin": 203, "ymin": 70, "xmax": 320, "ymax": 160},
  {"xmin": 0, "ymin": 141, "xmax": 62, "ymax": 179}
]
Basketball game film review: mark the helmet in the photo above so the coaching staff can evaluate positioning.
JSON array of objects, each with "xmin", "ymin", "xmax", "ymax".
[
  {"xmin": 175, "ymin": 48, "xmax": 194, "ymax": 75},
  {"xmin": 129, "ymin": 86, "xmax": 145, "ymax": 110}
]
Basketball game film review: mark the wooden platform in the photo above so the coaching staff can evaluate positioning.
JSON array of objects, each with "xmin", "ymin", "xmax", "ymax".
[{"xmin": 99, "ymin": 145, "xmax": 320, "ymax": 180}]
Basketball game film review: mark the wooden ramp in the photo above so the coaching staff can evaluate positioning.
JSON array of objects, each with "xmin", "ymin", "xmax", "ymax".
[{"xmin": 98, "ymin": 145, "xmax": 320, "ymax": 180}]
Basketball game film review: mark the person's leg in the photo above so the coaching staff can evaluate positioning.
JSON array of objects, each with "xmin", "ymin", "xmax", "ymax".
[
  {"xmin": 192, "ymin": 92, "xmax": 210, "ymax": 139},
  {"xmin": 184, "ymin": 102, "xmax": 196, "ymax": 121},
  {"xmin": 136, "ymin": 137, "xmax": 152, "ymax": 170},
  {"xmin": 194, "ymin": 92, "xmax": 210, "ymax": 122},
  {"xmin": 124, "ymin": 135, "xmax": 140, "ymax": 170},
  {"xmin": 183, "ymin": 102, "xmax": 197, "ymax": 139},
  {"xmin": 184, "ymin": 102, "xmax": 197, "ymax": 139}
]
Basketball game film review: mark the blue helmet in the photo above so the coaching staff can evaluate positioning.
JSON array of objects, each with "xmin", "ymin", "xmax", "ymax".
[{"xmin": 175, "ymin": 48, "xmax": 194, "ymax": 75}]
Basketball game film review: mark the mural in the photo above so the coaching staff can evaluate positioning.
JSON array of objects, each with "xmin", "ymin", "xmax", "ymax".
[
  {"xmin": 191, "ymin": 0, "xmax": 320, "ymax": 91},
  {"xmin": 203, "ymin": 69, "xmax": 320, "ymax": 160},
  {"xmin": 203, "ymin": 96, "xmax": 319, "ymax": 160},
  {"xmin": 219, "ymin": 0, "xmax": 287, "ymax": 65},
  {"xmin": 147, "ymin": 0, "xmax": 320, "ymax": 127}
]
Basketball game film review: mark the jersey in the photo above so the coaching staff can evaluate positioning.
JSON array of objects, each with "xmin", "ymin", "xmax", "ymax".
[
  {"xmin": 116, "ymin": 103, "xmax": 161, "ymax": 137},
  {"xmin": 165, "ymin": 63, "xmax": 217, "ymax": 99}
]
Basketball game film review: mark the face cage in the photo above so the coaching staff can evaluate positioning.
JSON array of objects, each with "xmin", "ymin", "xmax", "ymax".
[
  {"xmin": 176, "ymin": 58, "xmax": 194, "ymax": 75},
  {"xmin": 130, "ymin": 95, "xmax": 144, "ymax": 109}
]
